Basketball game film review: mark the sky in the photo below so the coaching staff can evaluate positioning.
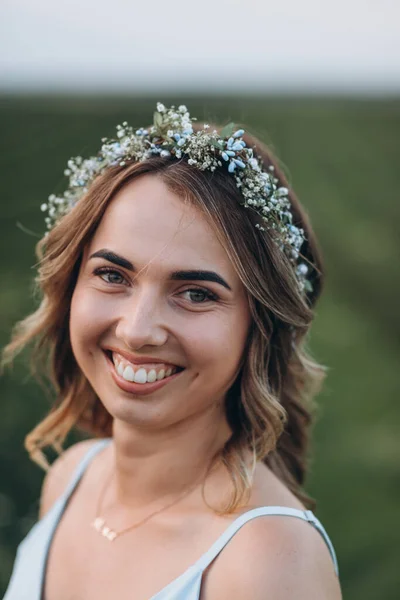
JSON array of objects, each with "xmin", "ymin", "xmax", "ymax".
[{"xmin": 1, "ymin": 0, "xmax": 399, "ymax": 94}]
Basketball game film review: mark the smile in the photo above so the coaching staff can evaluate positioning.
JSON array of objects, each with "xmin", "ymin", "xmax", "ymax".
[
  {"xmin": 103, "ymin": 350, "xmax": 185, "ymax": 395},
  {"xmin": 111, "ymin": 351, "xmax": 180, "ymax": 384}
]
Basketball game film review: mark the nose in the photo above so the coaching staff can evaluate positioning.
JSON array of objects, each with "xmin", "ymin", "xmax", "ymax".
[{"xmin": 114, "ymin": 286, "xmax": 169, "ymax": 350}]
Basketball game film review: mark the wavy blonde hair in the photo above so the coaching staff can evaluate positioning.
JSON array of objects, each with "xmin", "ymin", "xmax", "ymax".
[{"xmin": 2, "ymin": 124, "xmax": 327, "ymax": 514}]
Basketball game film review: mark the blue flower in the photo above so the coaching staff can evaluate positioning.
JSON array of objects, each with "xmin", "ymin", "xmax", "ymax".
[
  {"xmin": 296, "ymin": 263, "xmax": 308, "ymax": 276},
  {"xmin": 233, "ymin": 158, "xmax": 246, "ymax": 169},
  {"xmin": 275, "ymin": 187, "xmax": 289, "ymax": 197},
  {"xmin": 231, "ymin": 142, "xmax": 244, "ymax": 152}
]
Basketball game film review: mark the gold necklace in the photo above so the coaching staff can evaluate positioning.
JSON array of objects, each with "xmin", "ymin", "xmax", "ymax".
[{"xmin": 92, "ymin": 469, "xmax": 203, "ymax": 542}]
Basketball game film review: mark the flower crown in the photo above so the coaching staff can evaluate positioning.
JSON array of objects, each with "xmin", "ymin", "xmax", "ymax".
[{"xmin": 41, "ymin": 102, "xmax": 312, "ymax": 294}]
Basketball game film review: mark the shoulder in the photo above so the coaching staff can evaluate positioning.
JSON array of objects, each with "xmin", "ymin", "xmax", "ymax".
[
  {"xmin": 203, "ymin": 512, "xmax": 342, "ymax": 600},
  {"xmin": 39, "ymin": 438, "xmax": 102, "ymax": 519}
]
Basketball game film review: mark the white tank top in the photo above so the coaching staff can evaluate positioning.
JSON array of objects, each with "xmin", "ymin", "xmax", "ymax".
[{"xmin": 4, "ymin": 438, "xmax": 339, "ymax": 599}]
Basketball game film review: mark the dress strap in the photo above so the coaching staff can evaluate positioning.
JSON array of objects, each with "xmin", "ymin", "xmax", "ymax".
[
  {"xmin": 59, "ymin": 438, "xmax": 112, "ymax": 505},
  {"xmin": 194, "ymin": 506, "xmax": 339, "ymax": 577}
]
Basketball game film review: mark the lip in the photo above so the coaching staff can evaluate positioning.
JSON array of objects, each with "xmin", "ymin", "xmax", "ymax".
[
  {"xmin": 104, "ymin": 346, "xmax": 182, "ymax": 369},
  {"xmin": 103, "ymin": 350, "xmax": 184, "ymax": 396}
]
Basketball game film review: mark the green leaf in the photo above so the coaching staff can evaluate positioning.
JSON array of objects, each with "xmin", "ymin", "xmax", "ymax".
[
  {"xmin": 153, "ymin": 111, "xmax": 163, "ymax": 129},
  {"xmin": 304, "ymin": 280, "xmax": 313, "ymax": 293},
  {"xmin": 219, "ymin": 122, "xmax": 236, "ymax": 139},
  {"xmin": 210, "ymin": 139, "xmax": 224, "ymax": 150}
]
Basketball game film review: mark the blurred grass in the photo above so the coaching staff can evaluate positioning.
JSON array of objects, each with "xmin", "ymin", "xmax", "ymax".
[{"xmin": 0, "ymin": 95, "xmax": 399, "ymax": 599}]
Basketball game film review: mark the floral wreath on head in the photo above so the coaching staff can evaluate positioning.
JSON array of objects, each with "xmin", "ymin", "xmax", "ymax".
[{"xmin": 41, "ymin": 102, "xmax": 313, "ymax": 294}]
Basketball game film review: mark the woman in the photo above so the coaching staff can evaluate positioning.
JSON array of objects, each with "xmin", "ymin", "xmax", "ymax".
[{"xmin": 3, "ymin": 103, "xmax": 342, "ymax": 599}]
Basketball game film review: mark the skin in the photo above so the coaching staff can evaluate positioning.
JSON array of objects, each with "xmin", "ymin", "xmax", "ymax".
[
  {"xmin": 42, "ymin": 174, "xmax": 341, "ymax": 599},
  {"xmin": 69, "ymin": 173, "xmax": 253, "ymax": 512}
]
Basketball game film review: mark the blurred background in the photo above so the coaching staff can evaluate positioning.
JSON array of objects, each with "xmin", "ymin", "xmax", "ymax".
[{"xmin": 1, "ymin": 1, "xmax": 399, "ymax": 598}]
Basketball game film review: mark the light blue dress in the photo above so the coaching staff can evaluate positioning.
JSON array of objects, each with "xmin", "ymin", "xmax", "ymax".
[{"xmin": 4, "ymin": 439, "xmax": 339, "ymax": 599}]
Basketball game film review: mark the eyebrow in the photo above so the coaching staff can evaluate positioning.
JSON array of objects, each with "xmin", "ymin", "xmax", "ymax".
[{"xmin": 88, "ymin": 248, "xmax": 232, "ymax": 291}]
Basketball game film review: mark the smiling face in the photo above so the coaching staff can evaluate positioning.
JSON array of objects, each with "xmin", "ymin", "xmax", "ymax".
[{"xmin": 69, "ymin": 174, "xmax": 251, "ymax": 431}]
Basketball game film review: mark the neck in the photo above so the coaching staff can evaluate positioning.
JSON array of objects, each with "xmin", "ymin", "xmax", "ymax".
[{"xmin": 104, "ymin": 405, "xmax": 233, "ymax": 512}]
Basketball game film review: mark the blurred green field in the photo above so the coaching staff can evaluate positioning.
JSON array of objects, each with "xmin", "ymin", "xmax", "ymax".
[{"xmin": 0, "ymin": 95, "xmax": 399, "ymax": 599}]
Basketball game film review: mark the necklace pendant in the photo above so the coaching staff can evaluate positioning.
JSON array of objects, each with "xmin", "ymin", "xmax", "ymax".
[{"xmin": 92, "ymin": 517, "xmax": 117, "ymax": 542}]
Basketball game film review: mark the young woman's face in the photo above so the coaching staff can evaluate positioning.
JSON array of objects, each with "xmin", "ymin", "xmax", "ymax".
[{"xmin": 70, "ymin": 174, "xmax": 251, "ymax": 429}]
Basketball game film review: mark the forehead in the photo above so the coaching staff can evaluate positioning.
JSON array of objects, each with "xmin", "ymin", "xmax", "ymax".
[{"xmin": 87, "ymin": 174, "xmax": 234, "ymax": 276}]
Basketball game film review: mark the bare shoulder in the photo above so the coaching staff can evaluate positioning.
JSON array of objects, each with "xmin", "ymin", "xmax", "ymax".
[
  {"xmin": 203, "ymin": 514, "xmax": 342, "ymax": 600},
  {"xmin": 39, "ymin": 438, "xmax": 102, "ymax": 519}
]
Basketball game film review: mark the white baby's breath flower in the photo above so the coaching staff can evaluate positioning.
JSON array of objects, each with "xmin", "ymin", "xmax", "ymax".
[
  {"xmin": 248, "ymin": 158, "xmax": 259, "ymax": 170},
  {"xmin": 41, "ymin": 101, "xmax": 309, "ymax": 295}
]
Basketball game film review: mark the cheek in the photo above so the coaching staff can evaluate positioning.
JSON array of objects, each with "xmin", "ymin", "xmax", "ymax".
[
  {"xmin": 69, "ymin": 285, "xmax": 109, "ymax": 359},
  {"xmin": 182, "ymin": 309, "xmax": 250, "ymax": 373}
]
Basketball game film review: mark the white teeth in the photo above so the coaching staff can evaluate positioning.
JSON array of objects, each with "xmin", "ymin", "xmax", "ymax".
[
  {"xmin": 113, "ymin": 352, "xmax": 180, "ymax": 385},
  {"xmin": 147, "ymin": 369, "xmax": 157, "ymax": 383},
  {"xmin": 117, "ymin": 363, "xmax": 124, "ymax": 376},
  {"xmin": 122, "ymin": 365, "xmax": 135, "ymax": 382},
  {"xmin": 157, "ymin": 369, "xmax": 165, "ymax": 381},
  {"xmin": 133, "ymin": 368, "xmax": 147, "ymax": 384}
]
